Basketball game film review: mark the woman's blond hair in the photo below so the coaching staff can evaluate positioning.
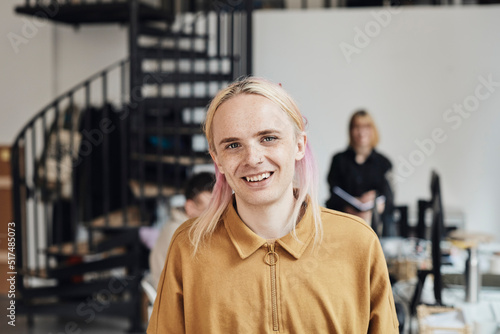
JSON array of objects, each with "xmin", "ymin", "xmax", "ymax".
[{"xmin": 348, "ymin": 109, "xmax": 380, "ymax": 148}]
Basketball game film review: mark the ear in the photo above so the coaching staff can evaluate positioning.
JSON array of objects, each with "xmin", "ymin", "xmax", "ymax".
[
  {"xmin": 295, "ymin": 132, "xmax": 307, "ymax": 161},
  {"xmin": 210, "ymin": 150, "xmax": 224, "ymax": 174}
]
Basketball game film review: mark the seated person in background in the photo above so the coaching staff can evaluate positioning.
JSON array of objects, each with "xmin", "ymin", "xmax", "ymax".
[
  {"xmin": 326, "ymin": 110, "xmax": 396, "ymax": 236},
  {"xmin": 149, "ymin": 172, "xmax": 215, "ymax": 289}
]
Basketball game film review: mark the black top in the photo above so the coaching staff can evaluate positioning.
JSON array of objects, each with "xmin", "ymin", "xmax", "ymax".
[{"xmin": 326, "ymin": 147, "xmax": 395, "ymax": 236}]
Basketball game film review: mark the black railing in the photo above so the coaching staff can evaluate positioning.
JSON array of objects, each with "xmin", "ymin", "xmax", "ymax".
[
  {"xmin": 18, "ymin": 0, "xmax": 500, "ymax": 12},
  {"xmin": 22, "ymin": 0, "xmax": 128, "ymax": 5},
  {"xmin": 11, "ymin": 59, "xmax": 129, "ymax": 280}
]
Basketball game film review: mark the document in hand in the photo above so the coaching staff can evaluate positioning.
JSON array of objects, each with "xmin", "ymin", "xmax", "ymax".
[{"xmin": 333, "ymin": 186, "xmax": 386, "ymax": 212}]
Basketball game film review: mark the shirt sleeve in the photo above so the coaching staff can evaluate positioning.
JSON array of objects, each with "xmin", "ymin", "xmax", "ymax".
[
  {"xmin": 326, "ymin": 153, "xmax": 345, "ymax": 210},
  {"xmin": 327, "ymin": 153, "xmax": 341, "ymax": 191},
  {"xmin": 368, "ymin": 238, "xmax": 399, "ymax": 333},
  {"xmin": 147, "ymin": 233, "xmax": 185, "ymax": 334},
  {"xmin": 379, "ymin": 155, "xmax": 397, "ymax": 236}
]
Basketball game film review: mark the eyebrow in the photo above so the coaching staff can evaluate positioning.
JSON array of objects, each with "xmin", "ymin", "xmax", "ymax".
[
  {"xmin": 257, "ymin": 129, "xmax": 280, "ymax": 136},
  {"xmin": 218, "ymin": 137, "xmax": 240, "ymax": 146},
  {"xmin": 217, "ymin": 129, "xmax": 281, "ymax": 147}
]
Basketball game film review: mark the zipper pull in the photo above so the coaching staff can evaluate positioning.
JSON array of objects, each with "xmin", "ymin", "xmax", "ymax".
[{"xmin": 265, "ymin": 243, "xmax": 279, "ymax": 266}]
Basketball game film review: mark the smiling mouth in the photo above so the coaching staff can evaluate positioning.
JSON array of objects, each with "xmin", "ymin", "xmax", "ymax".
[{"xmin": 244, "ymin": 172, "xmax": 272, "ymax": 182}]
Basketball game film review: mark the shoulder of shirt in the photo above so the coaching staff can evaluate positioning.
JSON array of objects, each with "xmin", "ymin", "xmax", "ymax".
[
  {"xmin": 371, "ymin": 149, "xmax": 393, "ymax": 168},
  {"xmin": 166, "ymin": 217, "xmax": 197, "ymax": 249},
  {"xmin": 319, "ymin": 206, "xmax": 379, "ymax": 239},
  {"xmin": 333, "ymin": 148, "xmax": 351, "ymax": 158}
]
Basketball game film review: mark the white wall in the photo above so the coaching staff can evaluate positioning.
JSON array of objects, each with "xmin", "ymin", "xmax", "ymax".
[
  {"xmin": 54, "ymin": 24, "xmax": 127, "ymax": 96},
  {"xmin": 255, "ymin": 6, "xmax": 500, "ymax": 236},
  {"xmin": 0, "ymin": 0, "xmax": 54, "ymax": 145},
  {"xmin": 0, "ymin": 1, "xmax": 127, "ymax": 145}
]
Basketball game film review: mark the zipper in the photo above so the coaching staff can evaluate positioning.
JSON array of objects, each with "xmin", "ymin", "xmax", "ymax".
[{"xmin": 265, "ymin": 243, "xmax": 279, "ymax": 331}]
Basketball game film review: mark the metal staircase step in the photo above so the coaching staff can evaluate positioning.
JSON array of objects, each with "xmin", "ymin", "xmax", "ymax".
[
  {"xmin": 93, "ymin": 229, "xmax": 142, "ymax": 250},
  {"xmin": 135, "ymin": 107, "xmax": 206, "ymax": 121},
  {"xmin": 18, "ymin": 299, "xmax": 139, "ymax": 318},
  {"xmin": 15, "ymin": 2, "xmax": 173, "ymax": 25},
  {"xmin": 89, "ymin": 206, "xmax": 143, "ymax": 229},
  {"xmin": 20, "ymin": 268, "xmax": 49, "ymax": 279},
  {"xmin": 138, "ymin": 46, "xmax": 209, "ymax": 59},
  {"xmin": 45, "ymin": 230, "xmax": 139, "ymax": 256},
  {"xmin": 21, "ymin": 276, "xmax": 139, "ymax": 299},
  {"xmin": 128, "ymin": 153, "xmax": 213, "ymax": 198},
  {"xmin": 19, "ymin": 252, "xmax": 129, "ymax": 280},
  {"xmin": 131, "ymin": 125, "xmax": 204, "ymax": 136},
  {"xmin": 139, "ymin": 26, "xmax": 209, "ymax": 39},
  {"xmin": 142, "ymin": 72, "xmax": 233, "ymax": 84},
  {"xmin": 20, "ymin": 247, "xmax": 135, "ymax": 280},
  {"xmin": 46, "ymin": 254, "xmax": 133, "ymax": 280},
  {"xmin": 46, "ymin": 242, "xmax": 92, "ymax": 256},
  {"xmin": 129, "ymin": 180, "xmax": 178, "ymax": 199},
  {"xmin": 142, "ymin": 97, "xmax": 210, "ymax": 109},
  {"xmin": 130, "ymin": 153, "xmax": 212, "ymax": 166}
]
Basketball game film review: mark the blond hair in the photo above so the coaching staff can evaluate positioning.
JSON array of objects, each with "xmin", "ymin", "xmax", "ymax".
[
  {"xmin": 348, "ymin": 109, "xmax": 380, "ymax": 148},
  {"xmin": 188, "ymin": 77, "xmax": 322, "ymax": 253}
]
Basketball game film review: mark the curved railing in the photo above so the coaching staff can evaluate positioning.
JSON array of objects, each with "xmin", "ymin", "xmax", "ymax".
[{"xmin": 11, "ymin": 58, "xmax": 130, "ymax": 278}]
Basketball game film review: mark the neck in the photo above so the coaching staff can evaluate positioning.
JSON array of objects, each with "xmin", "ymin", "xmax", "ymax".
[
  {"xmin": 234, "ymin": 189, "xmax": 296, "ymax": 240},
  {"xmin": 353, "ymin": 145, "xmax": 372, "ymax": 164}
]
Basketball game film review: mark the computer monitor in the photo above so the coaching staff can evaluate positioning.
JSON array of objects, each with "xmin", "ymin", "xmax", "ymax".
[
  {"xmin": 430, "ymin": 170, "xmax": 444, "ymax": 306},
  {"xmin": 410, "ymin": 170, "xmax": 445, "ymax": 314}
]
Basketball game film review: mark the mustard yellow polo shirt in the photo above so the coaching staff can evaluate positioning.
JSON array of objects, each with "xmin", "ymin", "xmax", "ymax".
[{"xmin": 148, "ymin": 200, "xmax": 399, "ymax": 333}]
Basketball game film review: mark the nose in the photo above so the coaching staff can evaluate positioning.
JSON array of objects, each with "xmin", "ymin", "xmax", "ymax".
[{"xmin": 245, "ymin": 144, "xmax": 264, "ymax": 166}]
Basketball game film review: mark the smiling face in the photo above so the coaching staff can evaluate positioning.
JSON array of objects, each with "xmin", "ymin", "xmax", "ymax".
[{"xmin": 210, "ymin": 94, "xmax": 306, "ymax": 211}]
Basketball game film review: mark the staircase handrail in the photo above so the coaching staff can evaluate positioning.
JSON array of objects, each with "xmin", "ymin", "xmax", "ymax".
[{"xmin": 12, "ymin": 58, "xmax": 129, "ymax": 146}]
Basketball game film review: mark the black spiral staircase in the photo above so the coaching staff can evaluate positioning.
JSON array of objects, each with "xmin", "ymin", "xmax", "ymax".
[{"xmin": 11, "ymin": 0, "xmax": 252, "ymax": 331}]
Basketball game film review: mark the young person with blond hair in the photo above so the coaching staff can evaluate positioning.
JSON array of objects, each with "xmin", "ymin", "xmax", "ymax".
[{"xmin": 147, "ymin": 78, "xmax": 398, "ymax": 333}]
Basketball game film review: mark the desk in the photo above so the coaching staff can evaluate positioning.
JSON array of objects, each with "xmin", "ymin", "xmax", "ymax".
[
  {"xmin": 393, "ymin": 279, "xmax": 500, "ymax": 333},
  {"xmin": 442, "ymin": 286, "xmax": 500, "ymax": 329},
  {"xmin": 386, "ymin": 239, "xmax": 500, "ymax": 333}
]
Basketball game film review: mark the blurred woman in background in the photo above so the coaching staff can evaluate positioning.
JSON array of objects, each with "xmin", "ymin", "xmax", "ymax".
[{"xmin": 326, "ymin": 110, "xmax": 396, "ymax": 236}]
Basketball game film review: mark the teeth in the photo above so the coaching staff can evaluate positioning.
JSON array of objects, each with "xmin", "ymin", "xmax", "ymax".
[{"xmin": 245, "ymin": 172, "xmax": 271, "ymax": 182}]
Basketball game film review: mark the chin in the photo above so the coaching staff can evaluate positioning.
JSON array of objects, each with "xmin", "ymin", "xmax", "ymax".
[{"xmin": 237, "ymin": 193, "xmax": 278, "ymax": 207}]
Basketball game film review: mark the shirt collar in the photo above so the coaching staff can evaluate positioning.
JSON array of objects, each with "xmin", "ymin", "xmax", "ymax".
[
  {"xmin": 223, "ymin": 197, "xmax": 315, "ymax": 260},
  {"xmin": 347, "ymin": 146, "xmax": 376, "ymax": 163}
]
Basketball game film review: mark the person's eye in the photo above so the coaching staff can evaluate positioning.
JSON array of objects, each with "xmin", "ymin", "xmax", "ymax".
[
  {"xmin": 263, "ymin": 136, "xmax": 277, "ymax": 142},
  {"xmin": 226, "ymin": 143, "xmax": 240, "ymax": 149}
]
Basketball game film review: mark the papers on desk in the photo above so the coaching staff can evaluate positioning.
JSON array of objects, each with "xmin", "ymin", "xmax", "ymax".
[
  {"xmin": 421, "ymin": 309, "xmax": 466, "ymax": 332},
  {"xmin": 491, "ymin": 302, "xmax": 500, "ymax": 323},
  {"xmin": 333, "ymin": 186, "xmax": 385, "ymax": 212}
]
